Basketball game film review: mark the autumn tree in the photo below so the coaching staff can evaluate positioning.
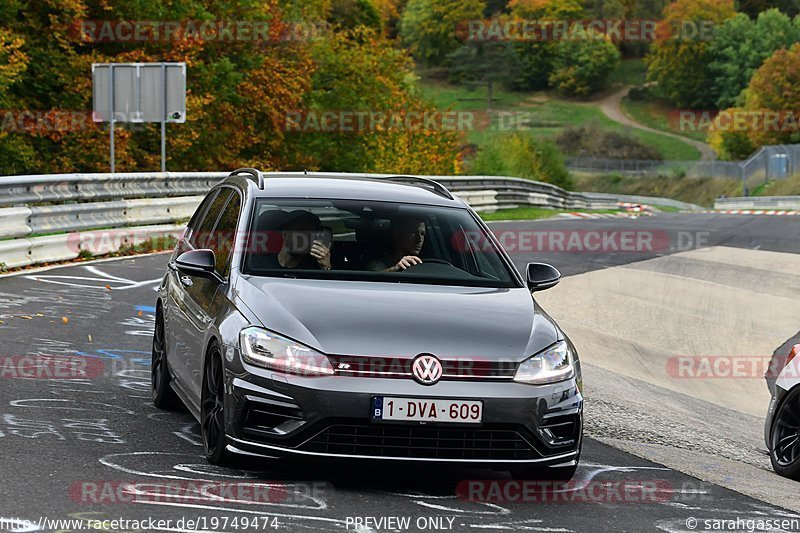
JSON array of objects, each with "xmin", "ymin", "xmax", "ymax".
[
  {"xmin": 645, "ymin": 0, "xmax": 736, "ymax": 108},
  {"xmin": 284, "ymin": 28, "xmax": 459, "ymax": 175},
  {"xmin": 399, "ymin": 0, "xmax": 486, "ymax": 66},
  {"xmin": 741, "ymin": 43, "xmax": 800, "ymax": 147},
  {"xmin": 707, "ymin": 9, "xmax": 800, "ymax": 109},
  {"xmin": 507, "ymin": 0, "xmax": 584, "ymax": 91}
]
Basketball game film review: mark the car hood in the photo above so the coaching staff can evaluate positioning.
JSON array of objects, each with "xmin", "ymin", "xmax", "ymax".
[{"xmin": 235, "ymin": 277, "xmax": 560, "ymax": 361}]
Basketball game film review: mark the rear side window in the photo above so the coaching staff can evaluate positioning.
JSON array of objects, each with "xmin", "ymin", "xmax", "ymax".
[
  {"xmin": 208, "ymin": 192, "xmax": 242, "ymax": 275},
  {"xmin": 191, "ymin": 190, "xmax": 232, "ymax": 249}
]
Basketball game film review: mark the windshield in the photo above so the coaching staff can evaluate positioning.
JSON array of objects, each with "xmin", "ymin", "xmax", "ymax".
[{"xmin": 241, "ymin": 199, "xmax": 520, "ymax": 288}]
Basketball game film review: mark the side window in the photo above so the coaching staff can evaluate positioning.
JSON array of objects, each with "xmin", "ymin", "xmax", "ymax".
[
  {"xmin": 190, "ymin": 190, "xmax": 232, "ymax": 249},
  {"xmin": 209, "ymin": 192, "xmax": 242, "ymax": 275},
  {"xmin": 184, "ymin": 191, "xmax": 218, "ymax": 244}
]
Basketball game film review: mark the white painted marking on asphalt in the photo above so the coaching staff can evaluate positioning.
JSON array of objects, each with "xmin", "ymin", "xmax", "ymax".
[
  {"xmin": 172, "ymin": 424, "xmax": 203, "ymax": 447},
  {"xmin": 9, "ymin": 398, "xmax": 135, "ymax": 415},
  {"xmin": 99, "ymin": 452, "xmax": 328, "ymax": 510},
  {"xmin": 412, "ymin": 499, "xmax": 510, "ymax": 515},
  {"xmin": 24, "ymin": 265, "xmax": 160, "ymax": 290}
]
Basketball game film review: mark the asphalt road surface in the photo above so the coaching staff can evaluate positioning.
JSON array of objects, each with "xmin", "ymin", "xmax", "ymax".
[{"xmin": 1, "ymin": 213, "xmax": 799, "ymax": 533}]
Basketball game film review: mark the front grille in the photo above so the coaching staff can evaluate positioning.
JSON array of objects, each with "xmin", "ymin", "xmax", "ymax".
[
  {"xmin": 328, "ymin": 355, "xmax": 516, "ymax": 380},
  {"xmin": 300, "ymin": 423, "xmax": 537, "ymax": 460}
]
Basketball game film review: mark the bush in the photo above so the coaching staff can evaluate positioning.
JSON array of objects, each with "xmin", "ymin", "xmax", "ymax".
[
  {"xmin": 548, "ymin": 32, "xmax": 621, "ymax": 97},
  {"xmin": 707, "ymin": 110, "xmax": 757, "ymax": 160},
  {"xmin": 555, "ymin": 124, "xmax": 663, "ymax": 160},
  {"xmin": 510, "ymin": 42, "xmax": 556, "ymax": 91},
  {"xmin": 468, "ymin": 132, "xmax": 574, "ymax": 189}
]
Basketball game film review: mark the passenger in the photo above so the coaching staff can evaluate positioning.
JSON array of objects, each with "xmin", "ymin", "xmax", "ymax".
[
  {"xmin": 253, "ymin": 210, "xmax": 332, "ymax": 270},
  {"xmin": 364, "ymin": 215, "xmax": 426, "ymax": 272}
]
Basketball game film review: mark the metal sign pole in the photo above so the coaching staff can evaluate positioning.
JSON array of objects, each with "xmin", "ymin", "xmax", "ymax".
[
  {"xmin": 109, "ymin": 64, "xmax": 115, "ymax": 173},
  {"xmin": 161, "ymin": 63, "xmax": 166, "ymax": 173}
]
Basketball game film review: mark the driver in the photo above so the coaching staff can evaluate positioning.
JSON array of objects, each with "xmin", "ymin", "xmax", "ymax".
[{"xmin": 364, "ymin": 215, "xmax": 426, "ymax": 272}]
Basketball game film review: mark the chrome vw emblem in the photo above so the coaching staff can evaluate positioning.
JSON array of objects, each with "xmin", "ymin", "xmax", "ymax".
[{"xmin": 412, "ymin": 354, "xmax": 443, "ymax": 385}]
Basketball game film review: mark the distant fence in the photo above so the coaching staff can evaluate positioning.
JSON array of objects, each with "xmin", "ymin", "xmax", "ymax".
[{"xmin": 566, "ymin": 144, "xmax": 800, "ymax": 194}]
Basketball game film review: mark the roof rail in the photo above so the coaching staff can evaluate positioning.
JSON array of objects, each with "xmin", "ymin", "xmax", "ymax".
[
  {"xmin": 376, "ymin": 175, "xmax": 454, "ymax": 200},
  {"xmin": 229, "ymin": 168, "xmax": 264, "ymax": 189}
]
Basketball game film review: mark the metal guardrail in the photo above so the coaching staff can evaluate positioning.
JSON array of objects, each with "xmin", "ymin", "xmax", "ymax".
[
  {"xmin": 0, "ymin": 197, "xmax": 202, "ymax": 240},
  {"xmin": 282, "ymin": 172, "xmax": 700, "ymax": 212},
  {"xmin": 0, "ymin": 171, "xmax": 704, "ymax": 270},
  {"xmin": 714, "ymin": 196, "xmax": 800, "ymax": 210},
  {"xmin": 0, "ymin": 172, "xmax": 225, "ymax": 207}
]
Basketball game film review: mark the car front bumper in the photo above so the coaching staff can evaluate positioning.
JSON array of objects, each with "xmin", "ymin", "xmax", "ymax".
[{"xmin": 223, "ymin": 361, "xmax": 583, "ymax": 468}]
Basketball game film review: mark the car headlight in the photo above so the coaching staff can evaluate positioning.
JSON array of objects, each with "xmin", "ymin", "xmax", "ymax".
[
  {"xmin": 239, "ymin": 327, "xmax": 334, "ymax": 376},
  {"xmin": 514, "ymin": 340, "xmax": 574, "ymax": 385}
]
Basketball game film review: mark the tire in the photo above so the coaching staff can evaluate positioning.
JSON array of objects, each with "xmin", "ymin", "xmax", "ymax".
[
  {"xmin": 769, "ymin": 387, "xmax": 800, "ymax": 480},
  {"xmin": 201, "ymin": 343, "xmax": 231, "ymax": 465},
  {"xmin": 152, "ymin": 305, "xmax": 179, "ymax": 410}
]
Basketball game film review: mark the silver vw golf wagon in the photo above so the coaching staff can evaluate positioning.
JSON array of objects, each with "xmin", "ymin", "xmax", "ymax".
[{"xmin": 152, "ymin": 169, "xmax": 583, "ymax": 480}]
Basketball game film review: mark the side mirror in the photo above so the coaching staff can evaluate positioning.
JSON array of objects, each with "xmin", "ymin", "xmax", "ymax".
[
  {"xmin": 526, "ymin": 262, "xmax": 561, "ymax": 292},
  {"xmin": 176, "ymin": 249, "xmax": 220, "ymax": 281}
]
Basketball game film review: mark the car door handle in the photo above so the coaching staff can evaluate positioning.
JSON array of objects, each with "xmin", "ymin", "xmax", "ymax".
[{"xmin": 180, "ymin": 276, "xmax": 193, "ymax": 287}]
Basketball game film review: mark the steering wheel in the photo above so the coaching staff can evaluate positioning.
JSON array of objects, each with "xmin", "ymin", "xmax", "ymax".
[
  {"xmin": 420, "ymin": 258, "xmax": 454, "ymax": 266},
  {"xmin": 403, "ymin": 258, "xmax": 455, "ymax": 271}
]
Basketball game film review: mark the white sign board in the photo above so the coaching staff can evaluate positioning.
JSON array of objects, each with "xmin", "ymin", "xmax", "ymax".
[{"xmin": 92, "ymin": 63, "xmax": 186, "ymax": 123}]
